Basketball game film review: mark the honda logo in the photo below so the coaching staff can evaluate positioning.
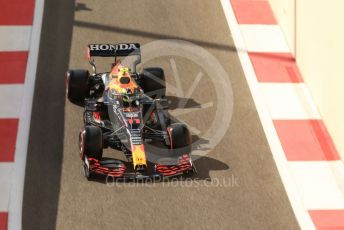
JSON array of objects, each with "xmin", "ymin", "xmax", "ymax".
[{"xmin": 89, "ymin": 43, "xmax": 139, "ymax": 51}]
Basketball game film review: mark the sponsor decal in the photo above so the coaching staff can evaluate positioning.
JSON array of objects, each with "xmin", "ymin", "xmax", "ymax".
[
  {"xmin": 89, "ymin": 43, "xmax": 139, "ymax": 51},
  {"xmin": 124, "ymin": 112, "xmax": 139, "ymax": 118}
]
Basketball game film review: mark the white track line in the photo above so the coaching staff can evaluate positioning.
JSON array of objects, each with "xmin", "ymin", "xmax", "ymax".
[
  {"xmin": 0, "ymin": 85, "xmax": 24, "ymax": 118},
  {"xmin": 0, "ymin": 26, "xmax": 32, "ymax": 51},
  {"xmin": 290, "ymin": 161, "xmax": 344, "ymax": 210},
  {"xmin": 220, "ymin": 0, "xmax": 315, "ymax": 229},
  {"xmin": 8, "ymin": 0, "xmax": 45, "ymax": 229},
  {"xmin": 239, "ymin": 25, "xmax": 290, "ymax": 52},
  {"xmin": 0, "ymin": 164, "xmax": 13, "ymax": 212},
  {"xmin": 260, "ymin": 83, "xmax": 321, "ymax": 119}
]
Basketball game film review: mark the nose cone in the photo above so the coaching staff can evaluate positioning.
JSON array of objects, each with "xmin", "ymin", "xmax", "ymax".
[{"xmin": 132, "ymin": 144, "xmax": 147, "ymax": 169}]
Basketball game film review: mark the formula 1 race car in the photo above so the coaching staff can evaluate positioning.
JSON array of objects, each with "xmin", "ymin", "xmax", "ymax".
[{"xmin": 65, "ymin": 43, "xmax": 196, "ymax": 180}]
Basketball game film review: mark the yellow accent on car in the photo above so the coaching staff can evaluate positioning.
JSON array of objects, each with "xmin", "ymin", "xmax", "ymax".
[
  {"xmin": 119, "ymin": 67, "xmax": 129, "ymax": 76},
  {"xmin": 132, "ymin": 144, "xmax": 147, "ymax": 169}
]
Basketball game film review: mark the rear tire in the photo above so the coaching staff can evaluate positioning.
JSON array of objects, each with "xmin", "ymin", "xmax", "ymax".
[
  {"xmin": 140, "ymin": 67, "xmax": 166, "ymax": 98},
  {"xmin": 167, "ymin": 123, "xmax": 192, "ymax": 155},
  {"xmin": 83, "ymin": 126, "xmax": 103, "ymax": 160},
  {"xmin": 66, "ymin": 69, "xmax": 90, "ymax": 105}
]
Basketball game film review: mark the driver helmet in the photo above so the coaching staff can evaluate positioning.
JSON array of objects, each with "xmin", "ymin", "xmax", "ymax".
[{"xmin": 118, "ymin": 67, "xmax": 131, "ymax": 85}]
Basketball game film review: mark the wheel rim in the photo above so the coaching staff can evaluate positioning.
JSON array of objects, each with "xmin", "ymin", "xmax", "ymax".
[
  {"xmin": 82, "ymin": 162, "xmax": 89, "ymax": 178},
  {"xmin": 166, "ymin": 127, "xmax": 173, "ymax": 149},
  {"xmin": 79, "ymin": 130, "xmax": 85, "ymax": 159},
  {"xmin": 65, "ymin": 73, "xmax": 69, "ymax": 99}
]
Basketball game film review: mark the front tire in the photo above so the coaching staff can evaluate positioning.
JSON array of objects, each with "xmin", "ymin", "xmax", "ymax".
[
  {"xmin": 167, "ymin": 123, "xmax": 192, "ymax": 155},
  {"xmin": 82, "ymin": 126, "xmax": 103, "ymax": 160}
]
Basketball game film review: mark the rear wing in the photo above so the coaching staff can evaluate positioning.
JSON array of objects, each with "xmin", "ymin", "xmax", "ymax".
[
  {"xmin": 87, "ymin": 43, "xmax": 141, "ymax": 58},
  {"xmin": 87, "ymin": 43, "xmax": 141, "ymax": 73}
]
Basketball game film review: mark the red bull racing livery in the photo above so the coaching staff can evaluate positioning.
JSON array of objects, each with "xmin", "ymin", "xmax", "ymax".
[{"xmin": 65, "ymin": 43, "xmax": 196, "ymax": 180}]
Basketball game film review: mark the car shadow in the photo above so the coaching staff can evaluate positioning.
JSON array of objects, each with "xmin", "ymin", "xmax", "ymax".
[
  {"xmin": 73, "ymin": 20, "xmax": 240, "ymax": 52},
  {"xmin": 163, "ymin": 95, "xmax": 201, "ymax": 110},
  {"xmin": 75, "ymin": 3, "xmax": 92, "ymax": 11},
  {"xmin": 190, "ymin": 155, "xmax": 230, "ymax": 180}
]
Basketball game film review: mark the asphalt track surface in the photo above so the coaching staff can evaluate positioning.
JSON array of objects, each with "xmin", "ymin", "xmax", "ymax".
[{"xmin": 22, "ymin": 0, "xmax": 299, "ymax": 229}]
